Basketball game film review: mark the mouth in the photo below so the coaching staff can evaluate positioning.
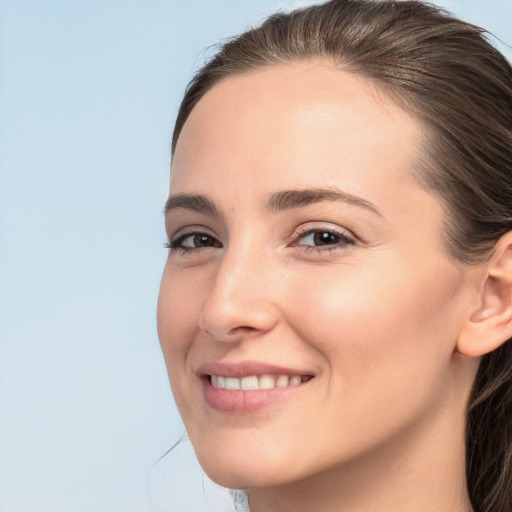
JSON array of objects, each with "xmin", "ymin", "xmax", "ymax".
[
  {"xmin": 208, "ymin": 374, "xmax": 313, "ymax": 390},
  {"xmin": 199, "ymin": 361, "xmax": 315, "ymax": 414}
]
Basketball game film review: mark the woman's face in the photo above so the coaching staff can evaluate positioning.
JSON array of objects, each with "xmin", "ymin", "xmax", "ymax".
[{"xmin": 158, "ymin": 62, "xmax": 476, "ymax": 489}]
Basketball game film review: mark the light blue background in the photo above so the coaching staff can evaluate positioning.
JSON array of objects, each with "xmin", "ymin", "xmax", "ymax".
[{"xmin": 1, "ymin": 1, "xmax": 511, "ymax": 511}]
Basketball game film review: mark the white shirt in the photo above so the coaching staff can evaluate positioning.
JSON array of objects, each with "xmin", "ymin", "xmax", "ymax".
[{"xmin": 230, "ymin": 489, "xmax": 250, "ymax": 512}]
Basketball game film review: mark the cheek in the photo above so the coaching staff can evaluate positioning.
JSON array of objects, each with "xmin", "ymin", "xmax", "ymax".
[
  {"xmin": 157, "ymin": 265, "xmax": 205, "ymax": 386},
  {"xmin": 283, "ymin": 260, "xmax": 465, "ymax": 416}
]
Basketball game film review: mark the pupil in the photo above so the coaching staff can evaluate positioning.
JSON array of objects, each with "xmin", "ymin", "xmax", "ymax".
[
  {"xmin": 196, "ymin": 235, "xmax": 210, "ymax": 246},
  {"xmin": 314, "ymin": 232, "xmax": 337, "ymax": 245}
]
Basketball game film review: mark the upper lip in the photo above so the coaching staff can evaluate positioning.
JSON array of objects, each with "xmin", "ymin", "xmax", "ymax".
[{"xmin": 198, "ymin": 360, "xmax": 314, "ymax": 378}]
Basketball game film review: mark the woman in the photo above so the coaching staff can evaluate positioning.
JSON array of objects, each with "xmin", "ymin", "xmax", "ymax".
[{"xmin": 157, "ymin": 1, "xmax": 512, "ymax": 511}]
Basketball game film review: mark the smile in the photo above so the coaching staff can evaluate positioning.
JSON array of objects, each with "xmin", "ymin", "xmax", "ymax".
[
  {"xmin": 200, "ymin": 363, "xmax": 315, "ymax": 414},
  {"xmin": 209, "ymin": 374, "xmax": 312, "ymax": 390}
]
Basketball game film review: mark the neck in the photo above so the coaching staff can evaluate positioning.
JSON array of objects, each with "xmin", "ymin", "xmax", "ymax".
[{"xmin": 247, "ymin": 394, "xmax": 473, "ymax": 512}]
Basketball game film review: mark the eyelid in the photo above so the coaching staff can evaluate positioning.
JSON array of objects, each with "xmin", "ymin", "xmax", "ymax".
[
  {"xmin": 290, "ymin": 224, "xmax": 356, "ymax": 250},
  {"xmin": 165, "ymin": 226, "xmax": 222, "ymax": 253},
  {"xmin": 167, "ymin": 220, "xmax": 209, "ymax": 236},
  {"xmin": 165, "ymin": 223, "xmax": 357, "ymax": 254}
]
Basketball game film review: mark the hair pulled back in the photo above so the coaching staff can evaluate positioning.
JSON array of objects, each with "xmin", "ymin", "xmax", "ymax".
[{"xmin": 171, "ymin": 2, "xmax": 512, "ymax": 511}]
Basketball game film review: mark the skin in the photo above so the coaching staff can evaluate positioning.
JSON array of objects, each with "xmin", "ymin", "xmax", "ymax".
[{"xmin": 157, "ymin": 61, "xmax": 482, "ymax": 511}]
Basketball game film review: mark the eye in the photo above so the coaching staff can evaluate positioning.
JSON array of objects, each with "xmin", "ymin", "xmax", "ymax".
[
  {"xmin": 166, "ymin": 231, "xmax": 222, "ymax": 252},
  {"xmin": 293, "ymin": 227, "xmax": 355, "ymax": 251}
]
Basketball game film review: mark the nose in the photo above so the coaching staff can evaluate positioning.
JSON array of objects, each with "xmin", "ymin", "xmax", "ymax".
[{"xmin": 198, "ymin": 247, "xmax": 279, "ymax": 343}]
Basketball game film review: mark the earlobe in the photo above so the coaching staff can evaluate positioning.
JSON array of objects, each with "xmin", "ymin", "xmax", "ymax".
[{"xmin": 457, "ymin": 232, "xmax": 512, "ymax": 358}]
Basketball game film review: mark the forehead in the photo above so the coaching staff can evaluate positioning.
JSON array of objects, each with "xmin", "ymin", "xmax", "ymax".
[{"xmin": 171, "ymin": 61, "xmax": 425, "ymax": 210}]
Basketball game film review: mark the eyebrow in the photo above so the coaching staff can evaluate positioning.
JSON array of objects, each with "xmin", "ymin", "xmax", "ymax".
[
  {"xmin": 164, "ymin": 194, "xmax": 219, "ymax": 216},
  {"xmin": 164, "ymin": 187, "xmax": 382, "ymax": 218},
  {"xmin": 266, "ymin": 187, "xmax": 382, "ymax": 217}
]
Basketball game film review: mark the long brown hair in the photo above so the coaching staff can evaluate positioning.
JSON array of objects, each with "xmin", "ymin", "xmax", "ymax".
[{"xmin": 171, "ymin": 2, "xmax": 512, "ymax": 510}]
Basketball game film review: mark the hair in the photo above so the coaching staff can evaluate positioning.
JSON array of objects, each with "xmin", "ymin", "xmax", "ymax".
[{"xmin": 170, "ymin": 1, "xmax": 512, "ymax": 511}]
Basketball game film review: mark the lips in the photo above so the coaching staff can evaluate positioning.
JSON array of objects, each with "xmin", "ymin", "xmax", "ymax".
[
  {"xmin": 199, "ymin": 360, "xmax": 313, "ymax": 378},
  {"xmin": 198, "ymin": 361, "xmax": 315, "ymax": 413}
]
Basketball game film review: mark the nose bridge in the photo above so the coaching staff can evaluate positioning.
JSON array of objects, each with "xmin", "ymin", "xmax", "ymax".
[
  {"xmin": 219, "ymin": 237, "xmax": 267, "ymax": 294},
  {"xmin": 199, "ymin": 236, "xmax": 278, "ymax": 340}
]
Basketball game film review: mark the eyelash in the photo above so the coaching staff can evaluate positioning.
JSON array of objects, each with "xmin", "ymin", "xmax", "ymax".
[
  {"xmin": 292, "ymin": 226, "xmax": 356, "ymax": 252},
  {"xmin": 164, "ymin": 231, "xmax": 220, "ymax": 254},
  {"xmin": 165, "ymin": 227, "xmax": 356, "ymax": 254}
]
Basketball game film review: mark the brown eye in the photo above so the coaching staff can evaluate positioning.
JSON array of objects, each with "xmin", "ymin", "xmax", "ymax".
[
  {"xmin": 313, "ymin": 231, "xmax": 341, "ymax": 246},
  {"xmin": 167, "ymin": 232, "xmax": 222, "ymax": 252},
  {"xmin": 183, "ymin": 234, "xmax": 218, "ymax": 248},
  {"xmin": 296, "ymin": 229, "xmax": 354, "ymax": 248}
]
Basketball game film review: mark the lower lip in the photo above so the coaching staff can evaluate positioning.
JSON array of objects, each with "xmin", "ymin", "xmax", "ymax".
[{"xmin": 202, "ymin": 377, "xmax": 311, "ymax": 414}]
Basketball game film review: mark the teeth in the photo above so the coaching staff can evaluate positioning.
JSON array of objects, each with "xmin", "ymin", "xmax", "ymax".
[
  {"xmin": 275, "ymin": 375, "xmax": 289, "ymax": 388},
  {"xmin": 259, "ymin": 374, "xmax": 275, "ymax": 389},
  {"xmin": 241, "ymin": 376, "xmax": 259, "ymax": 390},
  {"xmin": 225, "ymin": 377, "xmax": 241, "ymax": 390},
  {"xmin": 210, "ymin": 374, "xmax": 309, "ymax": 390},
  {"xmin": 289, "ymin": 375, "xmax": 302, "ymax": 386}
]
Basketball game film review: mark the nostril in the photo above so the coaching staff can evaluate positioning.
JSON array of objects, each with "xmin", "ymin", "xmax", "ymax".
[{"xmin": 228, "ymin": 325, "xmax": 257, "ymax": 335}]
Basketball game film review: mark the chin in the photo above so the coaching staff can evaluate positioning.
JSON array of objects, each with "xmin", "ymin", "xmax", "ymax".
[
  {"xmin": 194, "ymin": 443, "xmax": 304, "ymax": 490},
  {"xmin": 200, "ymin": 461, "xmax": 269, "ymax": 490}
]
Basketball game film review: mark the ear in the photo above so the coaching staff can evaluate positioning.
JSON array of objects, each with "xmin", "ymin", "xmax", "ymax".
[{"xmin": 457, "ymin": 231, "xmax": 512, "ymax": 358}]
